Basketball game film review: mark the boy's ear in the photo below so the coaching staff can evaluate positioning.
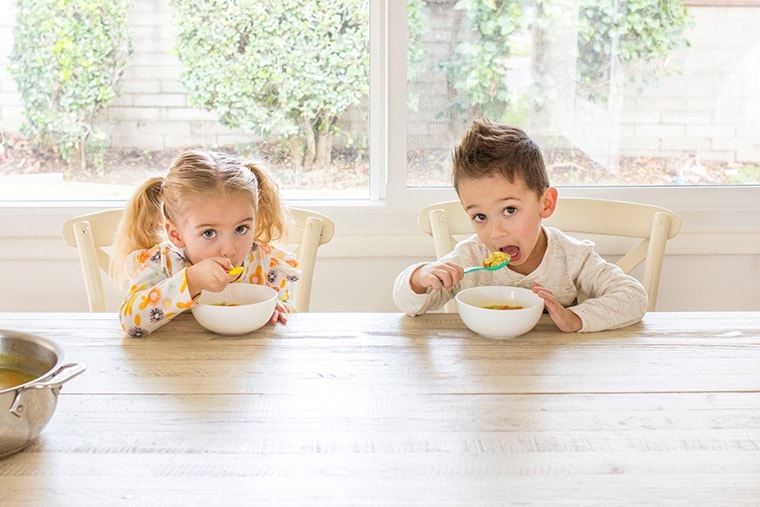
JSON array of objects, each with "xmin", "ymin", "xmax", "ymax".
[
  {"xmin": 539, "ymin": 187, "xmax": 559, "ymax": 219},
  {"xmin": 165, "ymin": 220, "xmax": 185, "ymax": 248}
]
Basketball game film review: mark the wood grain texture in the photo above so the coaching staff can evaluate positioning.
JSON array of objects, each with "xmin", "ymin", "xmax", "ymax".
[{"xmin": 1, "ymin": 311, "xmax": 759, "ymax": 506}]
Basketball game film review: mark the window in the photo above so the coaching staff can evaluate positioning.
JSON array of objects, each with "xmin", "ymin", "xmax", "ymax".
[
  {"xmin": 0, "ymin": 0, "xmax": 758, "ymax": 212},
  {"xmin": 392, "ymin": 0, "xmax": 760, "ymax": 217},
  {"xmin": 406, "ymin": 0, "xmax": 760, "ymax": 189},
  {"xmin": 1, "ymin": 0, "xmax": 372, "ymax": 201}
]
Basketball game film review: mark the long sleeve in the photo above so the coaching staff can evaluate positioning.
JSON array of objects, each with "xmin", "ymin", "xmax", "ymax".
[
  {"xmin": 240, "ymin": 242, "xmax": 301, "ymax": 313},
  {"xmin": 532, "ymin": 227, "xmax": 648, "ymax": 332},
  {"xmin": 392, "ymin": 261, "xmax": 449, "ymax": 316},
  {"xmin": 557, "ymin": 246, "xmax": 648, "ymax": 333},
  {"xmin": 392, "ymin": 227, "xmax": 647, "ymax": 332},
  {"xmin": 119, "ymin": 245, "xmax": 197, "ymax": 337},
  {"xmin": 392, "ymin": 236, "xmax": 490, "ymax": 316},
  {"xmin": 119, "ymin": 242, "xmax": 300, "ymax": 338}
]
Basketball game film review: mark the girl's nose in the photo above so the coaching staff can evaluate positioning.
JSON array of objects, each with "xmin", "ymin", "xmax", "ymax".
[{"xmin": 218, "ymin": 236, "xmax": 235, "ymax": 259}]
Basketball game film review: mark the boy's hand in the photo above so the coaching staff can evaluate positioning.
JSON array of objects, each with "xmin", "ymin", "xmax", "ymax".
[
  {"xmin": 410, "ymin": 261, "xmax": 464, "ymax": 294},
  {"xmin": 532, "ymin": 282, "xmax": 582, "ymax": 332}
]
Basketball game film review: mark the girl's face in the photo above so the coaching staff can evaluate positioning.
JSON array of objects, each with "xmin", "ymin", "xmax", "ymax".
[
  {"xmin": 165, "ymin": 191, "xmax": 256, "ymax": 267},
  {"xmin": 457, "ymin": 174, "xmax": 557, "ymax": 274}
]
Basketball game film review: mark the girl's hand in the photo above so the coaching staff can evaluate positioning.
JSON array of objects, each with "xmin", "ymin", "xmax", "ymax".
[
  {"xmin": 269, "ymin": 302, "xmax": 288, "ymax": 325},
  {"xmin": 410, "ymin": 261, "xmax": 464, "ymax": 294},
  {"xmin": 532, "ymin": 282, "xmax": 582, "ymax": 332},
  {"xmin": 186, "ymin": 257, "xmax": 236, "ymax": 297}
]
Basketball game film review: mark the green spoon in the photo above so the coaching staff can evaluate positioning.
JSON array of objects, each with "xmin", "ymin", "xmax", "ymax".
[{"xmin": 464, "ymin": 259, "xmax": 510, "ymax": 274}]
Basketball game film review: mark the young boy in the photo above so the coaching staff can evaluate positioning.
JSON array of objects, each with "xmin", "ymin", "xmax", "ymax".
[{"xmin": 392, "ymin": 119, "xmax": 647, "ymax": 332}]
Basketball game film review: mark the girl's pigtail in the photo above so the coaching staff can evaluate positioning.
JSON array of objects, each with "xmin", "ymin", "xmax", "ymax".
[
  {"xmin": 111, "ymin": 177, "xmax": 166, "ymax": 287},
  {"xmin": 246, "ymin": 163, "xmax": 290, "ymax": 244}
]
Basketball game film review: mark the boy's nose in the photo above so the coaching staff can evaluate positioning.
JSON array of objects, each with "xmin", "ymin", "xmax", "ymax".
[{"xmin": 490, "ymin": 219, "xmax": 509, "ymax": 239}]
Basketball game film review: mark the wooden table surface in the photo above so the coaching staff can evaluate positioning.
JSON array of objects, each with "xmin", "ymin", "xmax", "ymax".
[{"xmin": 1, "ymin": 311, "xmax": 759, "ymax": 506}]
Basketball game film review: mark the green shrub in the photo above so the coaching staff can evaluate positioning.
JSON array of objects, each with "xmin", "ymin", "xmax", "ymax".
[
  {"xmin": 171, "ymin": 0, "xmax": 370, "ymax": 169},
  {"xmin": 438, "ymin": 0, "xmax": 691, "ymax": 125},
  {"xmin": 576, "ymin": 0, "xmax": 693, "ymax": 102},
  {"xmin": 9, "ymin": 0, "xmax": 132, "ymax": 171},
  {"xmin": 437, "ymin": 0, "xmax": 526, "ymax": 125}
]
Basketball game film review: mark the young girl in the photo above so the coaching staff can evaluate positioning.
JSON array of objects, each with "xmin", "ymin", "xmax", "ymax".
[
  {"xmin": 393, "ymin": 119, "xmax": 648, "ymax": 332},
  {"xmin": 112, "ymin": 150, "xmax": 300, "ymax": 337}
]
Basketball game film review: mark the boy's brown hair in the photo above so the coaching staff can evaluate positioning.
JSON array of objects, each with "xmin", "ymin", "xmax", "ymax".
[{"xmin": 452, "ymin": 118, "xmax": 550, "ymax": 196}]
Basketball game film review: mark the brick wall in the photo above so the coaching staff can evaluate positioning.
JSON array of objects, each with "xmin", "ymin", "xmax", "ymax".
[
  {"xmin": 1, "ymin": 1, "xmax": 758, "ymax": 163},
  {"xmin": 0, "ymin": 0, "xmax": 255, "ymax": 150},
  {"xmin": 617, "ymin": 6, "xmax": 760, "ymax": 163}
]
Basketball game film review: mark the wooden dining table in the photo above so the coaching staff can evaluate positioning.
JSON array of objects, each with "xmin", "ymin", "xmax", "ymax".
[{"xmin": 0, "ymin": 311, "xmax": 759, "ymax": 506}]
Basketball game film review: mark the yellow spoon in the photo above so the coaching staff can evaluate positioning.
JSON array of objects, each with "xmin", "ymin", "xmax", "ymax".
[{"xmin": 227, "ymin": 266, "xmax": 243, "ymax": 276}]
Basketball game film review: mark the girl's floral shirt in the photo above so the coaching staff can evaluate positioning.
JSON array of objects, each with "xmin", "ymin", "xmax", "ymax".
[{"xmin": 119, "ymin": 241, "xmax": 300, "ymax": 337}]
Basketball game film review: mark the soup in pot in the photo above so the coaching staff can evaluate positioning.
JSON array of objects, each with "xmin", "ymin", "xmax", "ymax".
[{"xmin": 0, "ymin": 367, "xmax": 37, "ymax": 390}]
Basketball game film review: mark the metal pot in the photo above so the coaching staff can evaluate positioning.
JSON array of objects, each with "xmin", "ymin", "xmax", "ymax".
[{"xmin": 0, "ymin": 329, "xmax": 86, "ymax": 458}]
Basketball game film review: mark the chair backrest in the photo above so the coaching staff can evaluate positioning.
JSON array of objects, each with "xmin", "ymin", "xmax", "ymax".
[
  {"xmin": 275, "ymin": 207, "xmax": 335, "ymax": 312},
  {"xmin": 418, "ymin": 197, "xmax": 681, "ymax": 312},
  {"xmin": 61, "ymin": 209, "xmax": 124, "ymax": 312},
  {"xmin": 62, "ymin": 207, "xmax": 334, "ymax": 313}
]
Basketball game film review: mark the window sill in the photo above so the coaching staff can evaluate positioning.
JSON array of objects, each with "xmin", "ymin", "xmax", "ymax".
[{"xmin": 1, "ymin": 185, "xmax": 759, "ymax": 249}]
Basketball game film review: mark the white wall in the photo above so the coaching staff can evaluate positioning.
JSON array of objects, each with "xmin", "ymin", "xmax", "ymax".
[
  {"xmin": 2, "ymin": 252, "xmax": 759, "ymax": 313},
  {"xmin": 2, "ymin": 209, "xmax": 759, "ymax": 314}
]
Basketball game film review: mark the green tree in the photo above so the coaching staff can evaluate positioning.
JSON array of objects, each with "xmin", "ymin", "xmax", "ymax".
[
  {"xmin": 8, "ymin": 0, "xmax": 132, "ymax": 171},
  {"xmin": 171, "ymin": 0, "xmax": 370, "ymax": 169}
]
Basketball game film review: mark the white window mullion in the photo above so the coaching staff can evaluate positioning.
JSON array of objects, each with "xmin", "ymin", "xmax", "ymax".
[
  {"xmin": 383, "ymin": 0, "xmax": 409, "ymax": 208},
  {"xmin": 369, "ymin": 0, "xmax": 388, "ymax": 203}
]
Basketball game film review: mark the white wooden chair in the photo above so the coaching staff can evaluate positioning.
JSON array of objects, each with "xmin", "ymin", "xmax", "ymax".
[
  {"xmin": 275, "ymin": 207, "xmax": 335, "ymax": 312},
  {"xmin": 62, "ymin": 207, "xmax": 334, "ymax": 313},
  {"xmin": 418, "ymin": 197, "xmax": 681, "ymax": 312},
  {"xmin": 61, "ymin": 209, "xmax": 124, "ymax": 312}
]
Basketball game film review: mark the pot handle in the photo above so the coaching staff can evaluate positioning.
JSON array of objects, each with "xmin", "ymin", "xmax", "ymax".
[
  {"xmin": 9, "ymin": 363, "xmax": 87, "ymax": 417},
  {"xmin": 29, "ymin": 363, "xmax": 87, "ymax": 389},
  {"xmin": 33, "ymin": 362, "xmax": 87, "ymax": 390}
]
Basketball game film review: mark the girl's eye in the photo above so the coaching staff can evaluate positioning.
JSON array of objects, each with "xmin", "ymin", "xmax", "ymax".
[
  {"xmin": 201, "ymin": 229, "xmax": 216, "ymax": 239},
  {"xmin": 472, "ymin": 213, "xmax": 487, "ymax": 223},
  {"xmin": 503, "ymin": 206, "xmax": 517, "ymax": 216},
  {"xmin": 234, "ymin": 225, "xmax": 250, "ymax": 235}
]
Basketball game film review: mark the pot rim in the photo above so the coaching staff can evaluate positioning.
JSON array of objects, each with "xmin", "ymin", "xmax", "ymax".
[{"xmin": 0, "ymin": 328, "xmax": 67, "ymax": 394}]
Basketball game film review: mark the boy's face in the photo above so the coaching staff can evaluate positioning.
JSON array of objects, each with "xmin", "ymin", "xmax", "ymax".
[
  {"xmin": 458, "ymin": 174, "xmax": 557, "ymax": 274},
  {"xmin": 165, "ymin": 191, "xmax": 256, "ymax": 267}
]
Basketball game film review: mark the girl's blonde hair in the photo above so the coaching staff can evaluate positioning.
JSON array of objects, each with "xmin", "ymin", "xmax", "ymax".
[{"xmin": 112, "ymin": 150, "xmax": 289, "ymax": 287}]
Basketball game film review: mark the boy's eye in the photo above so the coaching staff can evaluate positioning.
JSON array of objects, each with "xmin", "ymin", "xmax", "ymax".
[
  {"xmin": 201, "ymin": 229, "xmax": 216, "ymax": 239},
  {"xmin": 472, "ymin": 213, "xmax": 487, "ymax": 223},
  {"xmin": 235, "ymin": 225, "xmax": 250, "ymax": 234},
  {"xmin": 503, "ymin": 206, "xmax": 517, "ymax": 216}
]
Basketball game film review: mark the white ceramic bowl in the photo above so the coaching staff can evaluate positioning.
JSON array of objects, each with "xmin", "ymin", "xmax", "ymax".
[
  {"xmin": 191, "ymin": 284, "xmax": 278, "ymax": 335},
  {"xmin": 455, "ymin": 286, "xmax": 544, "ymax": 339}
]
